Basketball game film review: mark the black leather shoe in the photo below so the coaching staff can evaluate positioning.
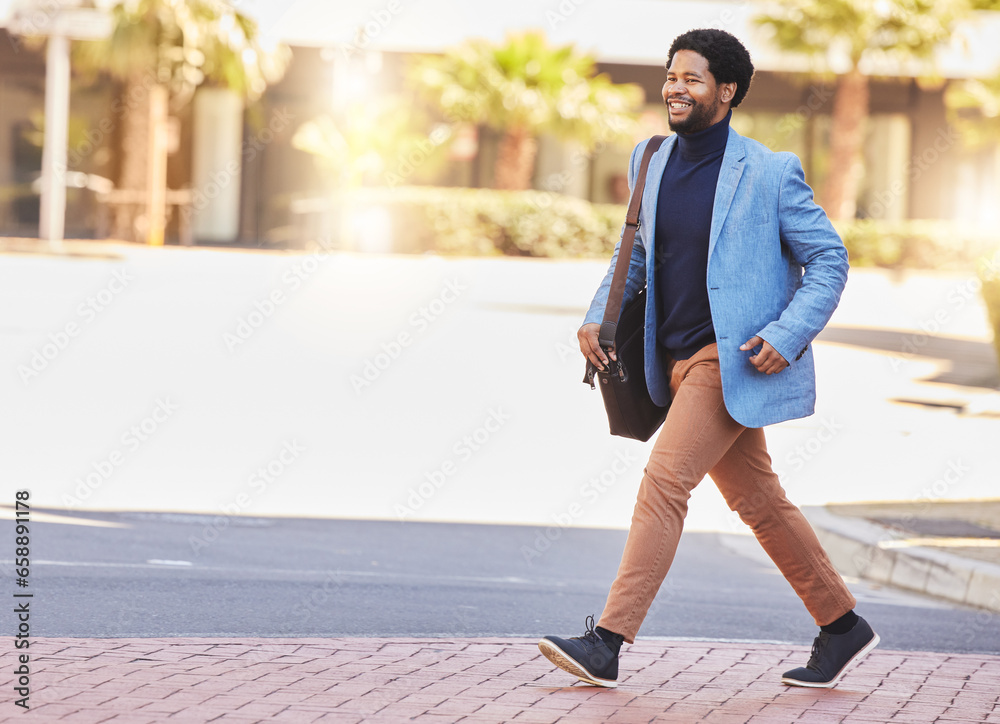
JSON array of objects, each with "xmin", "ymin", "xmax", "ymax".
[
  {"xmin": 782, "ymin": 616, "xmax": 880, "ymax": 688},
  {"xmin": 538, "ymin": 615, "xmax": 619, "ymax": 687}
]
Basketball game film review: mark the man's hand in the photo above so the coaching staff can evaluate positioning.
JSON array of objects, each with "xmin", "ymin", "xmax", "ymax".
[
  {"xmin": 740, "ymin": 335, "xmax": 788, "ymax": 375},
  {"xmin": 579, "ymin": 322, "xmax": 615, "ymax": 370}
]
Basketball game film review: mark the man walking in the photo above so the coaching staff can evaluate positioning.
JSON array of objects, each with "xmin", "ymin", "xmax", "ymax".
[{"xmin": 538, "ymin": 29, "xmax": 878, "ymax": 689}]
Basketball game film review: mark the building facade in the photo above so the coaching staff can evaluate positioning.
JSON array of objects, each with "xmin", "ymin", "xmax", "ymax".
[{"xmin": 1, "ymin": 1, "xmax": 998, "ymax": 244}]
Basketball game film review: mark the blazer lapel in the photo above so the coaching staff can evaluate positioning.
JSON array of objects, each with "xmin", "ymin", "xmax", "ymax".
[
  {"xmin": 708, "ymin": 128, "xmax": 746, "ymax": 260},
  {"xmin": 641, "ymin": 135, "xmax": 676, "ymax": 275}
]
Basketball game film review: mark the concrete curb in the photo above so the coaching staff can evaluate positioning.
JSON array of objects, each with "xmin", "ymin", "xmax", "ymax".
[{"xmin": 803, "ymin": 505, "xmax": 1000, "ymax": 613}]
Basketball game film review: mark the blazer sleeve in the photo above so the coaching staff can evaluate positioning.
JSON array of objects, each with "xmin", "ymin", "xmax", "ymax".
[
  {"xmin": 756, "ymin": 154, "xmax": 849, "ymax": 363},
  {"xmin": 582, "ymin": 140, "xmax": 649, "ymax": 327}
]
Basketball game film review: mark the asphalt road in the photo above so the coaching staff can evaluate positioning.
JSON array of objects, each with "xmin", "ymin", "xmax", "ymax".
[{"xmin": 4, "ymin": 508, "xmax": 998, "ymax": 656}]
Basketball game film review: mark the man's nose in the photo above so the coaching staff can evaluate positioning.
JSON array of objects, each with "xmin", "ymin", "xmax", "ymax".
[{"xmin": 664, "ymin": 81, "xmax": 685, "ymax": 97}]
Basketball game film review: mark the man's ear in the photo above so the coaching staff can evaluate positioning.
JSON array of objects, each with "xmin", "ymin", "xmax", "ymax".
[{"xmin": 719, "ymin": 82, "xmax": 737, "ymax": 104}]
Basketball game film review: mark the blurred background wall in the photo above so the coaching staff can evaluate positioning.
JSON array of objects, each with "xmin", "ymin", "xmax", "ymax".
[{"xmin": 0, "ymin": 0, "xmax": 998, "ymax": 246}]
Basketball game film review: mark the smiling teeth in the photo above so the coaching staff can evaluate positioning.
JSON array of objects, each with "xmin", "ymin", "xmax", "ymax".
[{"xmin": 669, "ymin": 102, "xmax": 690, "ymax": 108}]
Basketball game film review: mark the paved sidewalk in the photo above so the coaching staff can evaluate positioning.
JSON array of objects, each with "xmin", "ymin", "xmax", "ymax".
[{"xmin": 4, "ymin": 638, "xmax": 999, "ymax": 723}]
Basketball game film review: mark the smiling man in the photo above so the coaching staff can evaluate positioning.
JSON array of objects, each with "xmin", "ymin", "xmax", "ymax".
[{"xmin": 538, "ymin": 29, "xmax": 878, "ymax": 689}]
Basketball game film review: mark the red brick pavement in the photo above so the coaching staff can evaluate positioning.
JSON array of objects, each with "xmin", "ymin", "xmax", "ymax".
[{"xmin": 1, "ymin": 638, "xmax": 998, "ymax": 723}]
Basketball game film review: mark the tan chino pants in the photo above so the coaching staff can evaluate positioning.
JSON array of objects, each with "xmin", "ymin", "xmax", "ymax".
[{"xmin": 598, "ymin": 343, "xmax": 856, "ymax": 643}]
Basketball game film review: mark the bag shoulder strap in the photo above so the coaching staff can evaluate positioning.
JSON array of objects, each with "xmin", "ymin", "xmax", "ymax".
[{"xmin": 598, "ymin": 135, "xmax": 667, "ymax": 349}]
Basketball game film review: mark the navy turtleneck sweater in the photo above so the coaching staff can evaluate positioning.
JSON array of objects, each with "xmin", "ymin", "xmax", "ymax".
[{"xmin": 655, "ymin": 109, "xmax": 731, "ymax": 360}]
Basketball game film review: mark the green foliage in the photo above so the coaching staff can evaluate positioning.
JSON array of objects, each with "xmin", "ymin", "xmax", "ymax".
[
  {"xmin": 21, "ymin": 111, "xmax": 96, "ymax": 154},
  {"xmin": 340, "ymin": 186, "xmax": 625, "ymax": 257},
  {"xmin": 835, "ymin": 219, "xmax": 1000, "ymax": 269},
  {"xmin": 334, "ymin": 189, "xmax": 1000, "ymax": 269},
  {"xmin": 423, "ymin": 188, "xmax": 625, "ymax": 258},
  {"xmin": 407, "ymin": 30, "xmax": 642, "ymax": 150},
  {"xmin": 946, "ymin": 73, "xmax": 1000, "ymax": 148},
  {"xmin": 753, "ymin": 0, "xmax": 968, "ymax": 68},
  {"xmin": 75, "ymin": 0, "xmax": 289, "ymax": 104},
  {"xmin": 979, "ymin": 255, "xmax": 1000, "ymax": 367},
  {"xmin": 292, "ymin": 98, "xmax": 447, "ymax": 189}
]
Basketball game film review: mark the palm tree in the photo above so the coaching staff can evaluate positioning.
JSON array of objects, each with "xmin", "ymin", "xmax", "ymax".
[
  {"xmin": 75, "ymin": 0, "xmax": 289, "ymax": 243},
  {"xmin": 949, "ymin": 56, "xmax": 1000, "ymax": 362},
  {"xmin": 409, "ymin": 31, "xmax": 642, "ymax": 191},
  {"xmin": 754, "ymin": 0, "xmax": 968, "ymax": 220},
  {"xmin": 292, "ymin": 95, "xmax": 443, "ymax": 189},
  {"xmin": 947, "ymin": 71, "xmax": 1000, "ymax": 148}
]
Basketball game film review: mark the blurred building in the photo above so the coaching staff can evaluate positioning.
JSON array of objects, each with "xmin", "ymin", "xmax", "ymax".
[{"xmin": 0, "ymin": 0, "xmax": 999, "ymax": 244}]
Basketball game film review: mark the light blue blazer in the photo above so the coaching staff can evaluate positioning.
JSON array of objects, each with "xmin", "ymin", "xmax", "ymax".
[{"xmin": 584, "ymin": 128, "xmax": 849, "ymax": 429}]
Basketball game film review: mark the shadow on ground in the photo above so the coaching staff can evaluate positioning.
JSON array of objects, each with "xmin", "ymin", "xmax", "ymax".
[{"xmin": 818, "ymin": 325, "xmax": 1000, "ymax": 389}]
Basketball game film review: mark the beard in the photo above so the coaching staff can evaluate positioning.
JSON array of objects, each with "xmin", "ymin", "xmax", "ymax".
[{"xmin": 666, "ymin": 95, "xmax": 721, "ymax": 134}]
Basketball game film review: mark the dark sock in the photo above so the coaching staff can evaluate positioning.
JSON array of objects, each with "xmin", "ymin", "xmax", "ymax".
[
  {"xmin": 595, "ymin": 626, "xmax": 624, "ymax": 656},
  {"xmin": 820, "ymin": 610, "xmax": 859, "ymax": 636}
]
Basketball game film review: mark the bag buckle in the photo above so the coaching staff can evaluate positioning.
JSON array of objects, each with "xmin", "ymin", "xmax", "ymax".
[
  {"xmin": 601, "ymin": 346, "xmax": 628, "ymax": 383},
  {"xmin": 612, "ymin": 358, "xmax": 628, "ymax": 382}
]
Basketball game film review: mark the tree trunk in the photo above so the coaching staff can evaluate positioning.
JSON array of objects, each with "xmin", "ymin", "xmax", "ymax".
[
  {"xmin": 494, "ymin": 125, "xmax": 537, "ymax": 190},
  {"xmin": 824, "ymin": 66, "xmax": 869, "ymax": 220},
  {"xmin": 113, "ymin": 72, "xmax": 151, "ymax": 241}
]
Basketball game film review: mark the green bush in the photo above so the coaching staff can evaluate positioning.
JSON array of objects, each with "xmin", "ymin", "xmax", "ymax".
[
  {"xmin": 979, "ymin": 253, "xmax": 1000, "ymax": 368},
  {"xmin": 425, "ymin": 189, "xmax": 626, "ymax": 258},
  {"xmin": 334, "ymin": 187, "xmax": 1000, "ymax": 269},
  {"xmin": 359, "ymin": 186, "xmax": 626, "ymax": 257},
  {"xmin": 834, "ymin": 220, "xmax": 1000, "ymax": 270},
  {"xmin": 334, "ymin": 186, "xmax": 624, "ymax": 257}
]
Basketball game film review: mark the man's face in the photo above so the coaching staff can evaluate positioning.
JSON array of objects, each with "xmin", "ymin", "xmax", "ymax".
[{"xmin": 661, "ymin": 49, "xmax": 733, "ymax": 134}]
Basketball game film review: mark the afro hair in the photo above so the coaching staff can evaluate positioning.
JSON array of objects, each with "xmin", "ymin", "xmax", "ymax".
[{"xmin": 667, "ymin": 29, "xmax": 755, "ymax": 108}]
